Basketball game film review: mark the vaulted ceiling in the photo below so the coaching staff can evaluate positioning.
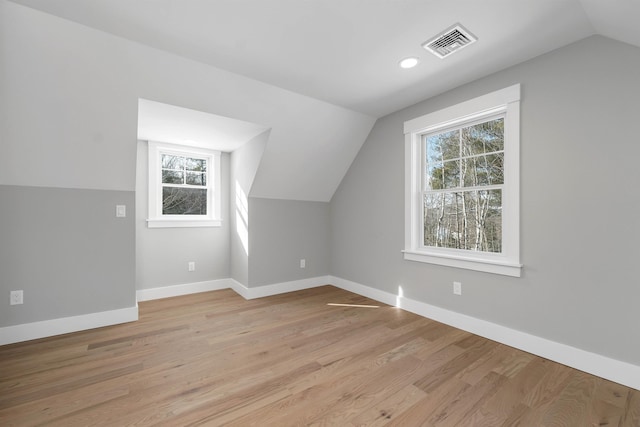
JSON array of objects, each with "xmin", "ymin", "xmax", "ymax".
[
  {"xmin": 5, "ymin": 0, "xmax": 640, "ymax": 202},
  {"xmin": 8, "ymin": 0, "xmax": 640, "ymax": 118}
]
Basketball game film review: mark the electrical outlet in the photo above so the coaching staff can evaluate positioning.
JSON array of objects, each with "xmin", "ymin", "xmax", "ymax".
[
  {"xmin": 300, "ymin": 259, "xmax": 306, "ymax": 268},
  {"xmin": 188, "ymin": 262, "xmax": 195, "ymax": 272},
  {"xmin": 453, "ymin": 281, "xmax": 462, "ymax": 295},
  {"xmin": 10, "ymin": 290, "xmax": 23, "ymax": 305}
]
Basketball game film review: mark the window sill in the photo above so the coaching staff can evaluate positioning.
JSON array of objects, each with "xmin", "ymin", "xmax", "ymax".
[
  {"xmin": 147, "ymin": 218, "xmax": 222, "ymax": 228},
  {"xmin": 402, "ymin": 250, "xmax": 522, "ymax": 277}
]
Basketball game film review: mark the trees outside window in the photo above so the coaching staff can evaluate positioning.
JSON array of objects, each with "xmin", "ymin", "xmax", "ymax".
[{"xmin": 423, "ymin": 117, "xmax": 504, "ymax": 253}]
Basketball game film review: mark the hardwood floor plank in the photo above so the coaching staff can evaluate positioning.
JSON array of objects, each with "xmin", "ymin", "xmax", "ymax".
[
  {"xmin": 0, "ymin": 363, "xmax": 142, "ymax": 410},
  {"xmin": 348, "ymin": 384, "xmax": 427, "ymax": 427},
  {"xmin": 0, "ymin": 286, "xmax": 637, "ymax": 426},
  {"xmin": 413, "ymin": 337, "xmax": 495, "ymax": 393},
  {"xmin": 620, "ymin": 389, "xmax": 640, "ymax": 427},
  {"xmin": 386, "ymin": 379, "xmax": 471, "ymax": 426},
  {"xmin": 479, "ymin": 357, "xmax": 549, "ymax": 421},
  {"xmin": 426, "ymin": 371, "xmax": 506, "ymax": 426},
  {"xmin": 539, "ymin": 370, "xmax": 599, "ymax": 427},
  {"xmin": 0, "ymin": 383, "xmax": 129, "ymax": 426}
]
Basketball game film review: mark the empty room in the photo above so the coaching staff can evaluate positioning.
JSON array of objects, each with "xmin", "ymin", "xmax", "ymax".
[{"xmin": 1, "ymin": 0, "xmax": 639, "ymax": 425}]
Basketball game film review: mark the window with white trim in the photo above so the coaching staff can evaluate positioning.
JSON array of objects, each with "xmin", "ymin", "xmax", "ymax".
[
  {"xmin": 147, "ymin": 141, "xmax": 221, "ymax": 228},
  {"xmin": 403, "ymin": 85, "xmax": 522, "ymax": 276}
]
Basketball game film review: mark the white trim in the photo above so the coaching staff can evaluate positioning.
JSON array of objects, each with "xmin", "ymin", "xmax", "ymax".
[
  {"xmin": 402, "ymin": 250, "xmax": 522, "ymax": 277},
  {"xmin": 136, "ymin": 276, "xmax": 331, "ymax": 302},
  {"xmin": 403, "ymin": 84, "xmax": 520, "ymax": 134},
  {"xmin": 147, "ymin": 141, "xmax": 222, "ymax": 228},
  {"xmin": 147, "ymin": 218, "xmax": 222, "ymax": 228},
  {"xmin": 0, "ymin": 305, "xmax": 138, "ymax": 346},
  {"xmin": 4, "ymin": 276, "xmax": 638, "ymax": 391},
  {"xmin": 329, "ymin": 275, "xmax": 640, "ymax": 391},
  {"xmin": 136, "ymin": 279, "xmax": 234, "ymax": 301},
  {"xmin": 230, "ymin": 276, "xmax": 331, "ymax": 300},
  {"xmin": 329, "ymin": 276, "xmax": 398, "ymax": 307},
  {"xmin": 229, "ymin": 279, "xmax": 251, "ymax": 300},
  {"xmin": 404, "ymin": 85, "xmax": 522, "ymax": 276}
]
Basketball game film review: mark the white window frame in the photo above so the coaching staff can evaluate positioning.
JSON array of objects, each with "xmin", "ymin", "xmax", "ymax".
[
  {"xmin": 147, "ymin": 141, "xmax": 222, "ymax": 228},
  {"xmin": 403, "ymin": 84, "xmax": 522, "ymax": 277}
]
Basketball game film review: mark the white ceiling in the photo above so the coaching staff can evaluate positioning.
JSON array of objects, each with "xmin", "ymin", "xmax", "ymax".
[
  {"xmin": 137, "ymin": 99, "xmax": 270, "ymax": 152},
  {"xmin": 9, "ymin": 0, "xmax": 640, "ymax": 118}
]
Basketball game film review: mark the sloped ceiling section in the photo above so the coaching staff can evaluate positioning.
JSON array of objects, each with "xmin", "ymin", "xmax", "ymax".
[
  {"xmin": 1, "ymin": 1, "xmax": 375, "ymax": 201},
  {"xmin": 137, "ymin": 99, "xmax": 271, "ymax": 153},
  {"xmin": 137, "ymin": 97, "xmax": 375, "ymax": 202},
  {"xmin": 579, "ymin": 0, "xmax": 640, "ymax": 48},
  {"xmin": 10, "ymin": 0, "xmax": 640, "ymax": 118},
  {"xmin": 10, "ymin": 0, "xmax": 640, "ymax": 199}
]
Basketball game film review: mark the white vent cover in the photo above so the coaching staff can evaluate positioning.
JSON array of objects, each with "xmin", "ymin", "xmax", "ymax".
[{"xmin": 422, "ymin": 24, "xmax": 477, "ymax": 59}]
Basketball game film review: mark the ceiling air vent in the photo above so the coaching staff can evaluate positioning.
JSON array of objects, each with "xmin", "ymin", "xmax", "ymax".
[{"xmin": 422, "ymin": 24, "xmax": 477, "ymax": 59}]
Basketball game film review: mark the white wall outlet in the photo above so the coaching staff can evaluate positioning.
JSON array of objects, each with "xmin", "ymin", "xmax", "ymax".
[
  {"xmin": 188, "ymin": 262, "xmax": 196, "ymax": 272},
  {"xmin": 116, "ymin": 205, "xmax": 126, "ymax": 217},
  {"xmin": 300, "ymin": 259, "xmax": 306, "ymax": 268},
  {"xmin": 10, "ymin": 290, "xmax": 23, "ymax": 305},
  {"xmin": 453, "ymin": 281, "xmax": 462, "ymax": 295}
]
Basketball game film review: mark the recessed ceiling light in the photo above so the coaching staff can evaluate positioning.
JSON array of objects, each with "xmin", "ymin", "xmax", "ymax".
[{"xmin": 399, "ymin": 57, "xmax": 419, "ymax": 69}]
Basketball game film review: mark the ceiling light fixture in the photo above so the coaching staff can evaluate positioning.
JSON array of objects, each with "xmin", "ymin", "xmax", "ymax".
[{"xmin": 399, "ymin": 57, "xmax": 419, "ymax": 69}]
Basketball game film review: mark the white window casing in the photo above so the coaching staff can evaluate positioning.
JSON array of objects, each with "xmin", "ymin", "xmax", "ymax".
[
  {"xmin": 403, "ymin": 84, "xmax": 522, "ymax": 277},
  {"xmin": 147, "ymin": 141, "xmax": 222, "ymax": 228}
]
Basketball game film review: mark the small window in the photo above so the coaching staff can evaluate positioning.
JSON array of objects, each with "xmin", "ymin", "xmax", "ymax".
[
  {"xmin": 148, "ymin": 142, "xmax": 221, "ymax": 228},
  {"xmin": 403, "ymin": 85, "xmax": 522, "ymax": 276}
]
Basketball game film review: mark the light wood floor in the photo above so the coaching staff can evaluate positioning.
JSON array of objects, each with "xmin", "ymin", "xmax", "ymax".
[{"xmin": 1, "ymin": 286, "xmax": 638, "ymax": 426}]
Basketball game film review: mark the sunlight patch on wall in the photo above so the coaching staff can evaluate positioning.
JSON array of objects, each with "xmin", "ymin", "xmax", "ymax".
[{"xmin": 235, "ymin": 180, "xmax": 249, "ymax": 255}]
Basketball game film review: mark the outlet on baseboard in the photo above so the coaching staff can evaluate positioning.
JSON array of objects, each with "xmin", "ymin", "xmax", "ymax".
[
  {"xmin": 10, "ymin": 290, "xmax": 23, "ymax": 305},
  {"xmin": 453, "ymin": 281, "xmax": 462, "ymax": 295},
  {"xmin": 188, "ymin": 262, "xmax": 196, "ymax": 272}
]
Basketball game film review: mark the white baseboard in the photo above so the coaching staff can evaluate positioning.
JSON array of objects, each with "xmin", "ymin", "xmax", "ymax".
[
  {"xmin": 137, "ymin": 276, "xmax": 331, "ymax": 302},
  {"xmin": 0, "ymin": 305, "xmax": 138, "ymax": 346},
  {"xmin": 136, "ymin": 278, "xmax": 234, "ymax": 302},
  {"xmin": 4, "ymin": 275, "xmax": 638, "ymax": 391},
  {"xmin": 230, "ymin": 276, "xmax": 331, "ymax": 300},
  {"xmin": 329, "ymin": 275, "xmax": 640, "ymax": 391}
]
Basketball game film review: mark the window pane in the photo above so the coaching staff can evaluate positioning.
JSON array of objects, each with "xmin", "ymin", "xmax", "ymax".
[
  {"xmin": 162, "ymin": 170, "xmax": 184, "ymax": 184},
  {"xmin": 424, "ymin": 192, "xmax": 454, "ymax": 248},
  {"xmin": 426, "ymin": 130, "xmax": 459, "ymax": 163},
  {"xmin": 162, "ymin": 154, "xmax": 184, "ymax": 170},
  {"xmin": 461, "ymin": 153, "xmax": 504, "ymax": 187},
  {"xmin": 186, "ymin": 171, "xmax": 206, "ymax": 186},
  {"xmin": 461, "ymin": 190, "xmax": 502, "ymax": 253},
  {"xmin": 427, "ymin": 163, "xmax": 442, "ymax": 190},
  {"xmin": 423, "ymin": 189, "xmax": 502, "ymax": 252},
  {"xmin": 162, "ymin": 187, "xmax": 207, "ymax": 215},
  {"xmin": 461, "ymin": 118, "xmax": 504, "ymax": 156},
  {"xmin": 426, "ymin": 160, "xmax": 459, "ymax": 190},
  {"xmin": 185, "ymin": 157, "xmax": 207, "ymax": 172}
]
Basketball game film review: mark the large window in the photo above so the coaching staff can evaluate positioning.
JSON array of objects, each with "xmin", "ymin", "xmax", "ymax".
[
  {"xmin": 403, "ymin": 85, "xmax": 521, "ymax": 276},
  {"xmin": 148, "ymin": 142, "xmax": 221, "ymax": 228}
]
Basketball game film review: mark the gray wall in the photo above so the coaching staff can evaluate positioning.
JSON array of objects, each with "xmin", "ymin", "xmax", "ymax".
[
  {"xmin": 0, "ymin": 186, "xmax": 135, "ymax": 327},
  {"xmin": 249, "ymin": 198, "xmax": 330, "ymax": 287},
  {"xmin": 229, "ymin": 132, "xmax": 269, "ymax": 286},
  {"xmin": 135, "ymin": 141, "xmax": 231, "ymax": 290},
  {"xmin": 330, "ymin": 35, "xmax": 640, "ymax": 365}
]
